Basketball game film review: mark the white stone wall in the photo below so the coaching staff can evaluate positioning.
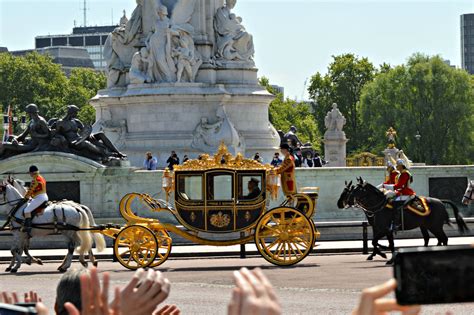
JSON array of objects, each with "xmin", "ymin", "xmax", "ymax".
[{"xmin": 1, "ymin": 153, "xmax": 472, "ymax": 222}]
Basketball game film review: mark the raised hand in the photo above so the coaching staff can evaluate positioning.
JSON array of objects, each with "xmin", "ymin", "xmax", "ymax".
[
  {"xmin": 352, "ymin": 279, "xmax": 421, "ymax": 315},
  {"xmin": 227, "ymin": 267, "xmax": 281, "ymax": 315}
]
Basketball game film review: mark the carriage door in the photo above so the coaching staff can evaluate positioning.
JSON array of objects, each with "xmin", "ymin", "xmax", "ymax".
[{"xmin": 205, "ymin": 171, "xmax": 236, "ymax": 232}]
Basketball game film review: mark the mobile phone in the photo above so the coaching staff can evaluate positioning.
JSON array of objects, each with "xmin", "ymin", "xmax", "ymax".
[
  {"xmin": 393, "ymin": 245, "xmax": 474, "ymax": 305},
  {"xmin": 0, "ymin": 303, "xmax": 37, "ymax": 314}
]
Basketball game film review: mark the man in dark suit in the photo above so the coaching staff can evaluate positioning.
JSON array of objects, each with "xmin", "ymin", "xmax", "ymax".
[{"xmin": 245, "ymin": 177, "xmax": 261, "ymax": 199}]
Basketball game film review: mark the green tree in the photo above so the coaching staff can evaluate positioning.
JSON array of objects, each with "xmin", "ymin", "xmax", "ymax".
[
  {"xmin": 360, "ymin": 54, "xmax": 474, "ymax": 165},
  {"xmin": 0, "ymin": 52, "xmax": 105, "ymax": 124},
  {"xmin": 259, "ymin": 77, "xmax": 321, "ymax": 150},
  {"xmin": 307, "ymin": 54, "xmax": 376, "ymax": 152}
]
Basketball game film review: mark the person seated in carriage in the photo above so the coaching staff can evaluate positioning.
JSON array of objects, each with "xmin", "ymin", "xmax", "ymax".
[
  {"xmin": 22, "ymin": 165, "xmax": 49, "ymax": 236},
  {"xmin": 244, "ymin": 177, "xmax": 262, "ymax": 199}
]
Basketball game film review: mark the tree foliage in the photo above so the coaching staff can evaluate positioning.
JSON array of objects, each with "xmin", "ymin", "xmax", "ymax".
[
  {"xmin": 360, "ymin": 54, "xmax": 474, "ymax": 165},
  {"xmin": 307, "ymin": 54, "xmax": 376, "ymax": 152},
  {"xmin": 260, "ymin": 77, "xmax": 321, "ymax": 150},
  {"xmin": 0, "ymin": 52, "xmax": 105, "ymax": 125}
]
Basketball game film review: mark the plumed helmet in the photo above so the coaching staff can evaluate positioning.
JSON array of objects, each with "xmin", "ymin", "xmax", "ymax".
[
  {"xmin": 387, "ymin": 161, "xmax": 394, "ymax": 168},
  {"xmin": 396, "ymin": 159, "xmax": 406, "ymax": 167},
  {"xmin": 290, "ymin": 125, "xmax": 297, "ymax": 132},
  {"xmin": 25, "ymin": 104, "xmax": 39, "ymax": 114},
  {"xmin": 29, "ymin": 165, "xmax": 39, "ymax": 173}
]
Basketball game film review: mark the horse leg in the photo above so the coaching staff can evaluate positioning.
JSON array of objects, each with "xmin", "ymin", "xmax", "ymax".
[
  {"xmin": 5, "ymin": 248, "xmax": 16, "ymax": 272},
  {"xmin": 58, "ymin": 238, "xmax": 76, "ymax": 273},
  {"xmin": 386, "ymin": 232, "xmax": 396, "ymax": 265},
  {"xmin": 23, "ymin": 238, "xmax": 43, "ymax": 266},
  {"xmin": 89, "ymin": 249, "xmax": 98, "ymax": 267},
  {"xmin": 430, "ymin": 227, "xmax": 448, "ymax": 246},
  {"xmin": 420, "ymin": 227, "xmax": 430, "ymax": 247}
]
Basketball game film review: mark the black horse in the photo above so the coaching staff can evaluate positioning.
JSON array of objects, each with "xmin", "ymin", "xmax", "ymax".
[{"xmin": 338, "ymin": 178, "xmax": 468, "ymax": 264}]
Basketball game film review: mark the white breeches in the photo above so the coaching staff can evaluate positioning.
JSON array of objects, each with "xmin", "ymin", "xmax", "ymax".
[
  {"xmin": 394, "ymin": 195, "xmax": 410, "ymax": 201},
  {"xmin": 24, "ymin": 193, "xmax": 49, "ymax": 214}
]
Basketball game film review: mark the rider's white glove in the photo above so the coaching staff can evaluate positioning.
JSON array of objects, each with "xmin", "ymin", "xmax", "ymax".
[{"xmin": 384, "ymin": 184, "xmax": 394, "ymax": 190}]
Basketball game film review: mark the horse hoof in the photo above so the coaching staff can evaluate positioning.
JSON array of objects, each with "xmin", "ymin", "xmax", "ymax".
[
  {"xmin": 10, "ymin": 269, "xmax": 18, "ymax": 273},
  {"xmin": 366, "ymin": 256, "xmax": 373, "ymax": 261},
  {"xmin": 58, "ymin": 267, "xmax": 67, "ymax": 273},
  {"xmin": 93, "ymin": 261, "xmax": 98, "ymax": 267},
  {"xmin": 386, "ymin": 259, "xmax": 394, "ymax": 265},
  {"xmin": 380, "ymin": 253, "xmax": 387, "ymax": 259},
  {"xmin": 5, "ymin": 267, "xmax": 12, "ymax": 272},
  {"xmin": 81, "ymin": 262, "xmax": 88, "ymax": 268},
  {"xmin": 25, "ymin": 260, "xmax": 32, "ymax": 265},
  {"xmin": 37, "ymin": 259, "xmax": 43, "ymax": 265}
]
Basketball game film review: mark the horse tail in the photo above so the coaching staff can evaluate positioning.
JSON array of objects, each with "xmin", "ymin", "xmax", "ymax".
[
  {"xmin": 75, "ymin": 207, "xmax": 93, "ymax": 256},
  {"xmin": 441, "ymin": 200, "xmax": 469, "ymax": 234},
  {"xmin": 79, "ymin": 205, "xmax": 106, "ymax": 252}
]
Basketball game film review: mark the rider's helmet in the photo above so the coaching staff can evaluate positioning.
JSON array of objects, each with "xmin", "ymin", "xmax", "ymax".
[
  {"xmin": 67, "ymin": 105, "xmax": 80, "ymax": 114},
  {"xmin": 396, "ymin": 159, "xmax": 407, "ymax": 168}
]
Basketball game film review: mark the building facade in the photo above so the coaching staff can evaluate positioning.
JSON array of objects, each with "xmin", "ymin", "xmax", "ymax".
[
  {"xmin": 461, "ymin": 13, "xmax": 474, "ymax": 74},
  {"xmin": 35, "ymin": 25, "xmax": 116, "ymax": 71}
]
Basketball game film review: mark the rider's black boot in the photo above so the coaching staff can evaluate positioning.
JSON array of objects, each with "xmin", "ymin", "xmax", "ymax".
[{"xmin": 22, "ymin": 218, "xmax": 33, "ymax": 238}]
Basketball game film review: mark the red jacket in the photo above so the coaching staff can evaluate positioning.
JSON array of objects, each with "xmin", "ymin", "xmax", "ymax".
[
  {"xmin": 394, "ymin": 170, "xmax": 415, "ymax": 196},
  {"xmin": 384, "ymin": 170, "xmax": 399, "ymax": 185}
]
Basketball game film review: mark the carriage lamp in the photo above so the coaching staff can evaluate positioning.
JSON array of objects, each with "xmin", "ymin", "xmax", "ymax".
[
  {"xmin": 162, "ymin": 168, "xmax": 173, "ymax": 202},
  {"xmin": 267, "ymin": 168, "xmax": 280, "ymax": 200},
  {"xmin": 20, "ymin": 115, "xmax": 27, "ymax": 130},
  {"xmin": 3, "ymin": 115, "xmax": 9, "ymax": 131}
]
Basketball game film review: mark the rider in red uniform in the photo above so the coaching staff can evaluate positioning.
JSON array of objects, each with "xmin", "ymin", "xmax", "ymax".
[
  {"xmin": 384, "ymin": 162, "xmax": 399, "ymax": 185},
  {"xmin": 393, "ymin": 160, "xmax": 415, "ymax": 197}
]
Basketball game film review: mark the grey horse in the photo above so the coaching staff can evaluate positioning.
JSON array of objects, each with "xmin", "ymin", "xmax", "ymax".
[{"xmin": 0, "ymin": 179, "xmax": 105, "ymax": 273}]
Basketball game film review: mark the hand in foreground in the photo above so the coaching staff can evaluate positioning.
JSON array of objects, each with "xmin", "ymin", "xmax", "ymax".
[
  {"xmin": 118, "ymin": 268, "xmax": 171, "ymax": 315},
  {"xmin": 352, "ymin": 279, "xmax": 421, "ymax": 315},
  {"xmin": 153, "ymin": 304, "xmax": 181, "ymax": 315},
  {"xmin": 64, "ymin": 267, "xmax": 121, "ymax": 315},
  {"xmin": 228, "ymin": 267, "xmax": 281, "ymax": 315}
]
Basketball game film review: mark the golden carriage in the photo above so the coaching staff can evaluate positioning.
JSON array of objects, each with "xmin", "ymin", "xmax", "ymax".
[{"xmin": 102, "ymin": 144, "xmax": 320, "ymax": 269}]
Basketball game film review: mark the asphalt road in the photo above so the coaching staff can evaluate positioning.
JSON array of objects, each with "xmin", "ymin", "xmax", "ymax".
[{"xmin": 1, "ymin": 254, "xmax": 472, "ymax": 314}]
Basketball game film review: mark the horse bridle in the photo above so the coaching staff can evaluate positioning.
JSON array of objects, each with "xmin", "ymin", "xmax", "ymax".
[
  {"xmin": 352, "ymin": 185, "xmax": 388, "ymax": 215},
  {"xmin": 464, "ymin": 184, "xmax": 474, "ymax": 201}
]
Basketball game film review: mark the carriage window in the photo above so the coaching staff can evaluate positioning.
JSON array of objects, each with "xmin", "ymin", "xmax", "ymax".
[
  {"xmin": 208, "ymin": 174, "xmax": 233, "ymax": 201},
  {"xmin": 177, "ymin": 175, "xmax": 202, "ymax": 201},
  {"xmin": 238, "ymin": 175, "xmax": 263, "ymax": 200}
]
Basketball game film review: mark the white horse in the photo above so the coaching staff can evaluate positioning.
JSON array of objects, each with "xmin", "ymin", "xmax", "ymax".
[
  {"xmin": 463, "ymin": 180, "xmax": 473, "ymax": 205},
  {"xmin": 0, "ymin": 178, "xmax": 106, "ymax": 273}
]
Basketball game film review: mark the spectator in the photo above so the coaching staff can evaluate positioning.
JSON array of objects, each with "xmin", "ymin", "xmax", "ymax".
[
  {"xmin": 55, "ymin": 268, "xmax": 89, "ymax": 314},
  {"xmin": 143, "ymin": 152, "xmax": 158, "ymax": 171},
  {"xmin": 166, "ymin": 151, "xmax": 180, "ymax": 170},
  {"xmin": 270, "ymin": 152, "xmax": 282, "ymax": 167},
  {"xmin": 293, "ymin": 147, "xmax": 303, "ymax": 167},
  {"xmin": 183, "ymin": 155, "xmax": 189, "ymax": 163},
  {"xmin": 313, "ymin": 152, "xmax": 326, "ymax": 167},
  {"xmin": 303, "ymin": 152, "xmax": 313, "ymax": 167},
  {"xmin": 253, "ymin": 152, "xmax": 263, "ymax": 163}
]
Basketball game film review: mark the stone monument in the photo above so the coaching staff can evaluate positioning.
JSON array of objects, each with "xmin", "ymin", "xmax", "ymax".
[
  {"xmin": 382, "ymin": 126, "xmax": 413, "ymax": 167},
  {"xmin": 91, "ymin": 0, "xmax": 280, "ymax": 166},
  {"xmin": 323, "ymin": 103, "xmax": 347, "ymax": 167}
]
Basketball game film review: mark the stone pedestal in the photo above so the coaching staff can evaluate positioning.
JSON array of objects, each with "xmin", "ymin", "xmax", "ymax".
[
  {"xmin": 383, "ymin": 147, "xmax": 399, "ymax": 164},
  {"xmin": 91, "ymin": 83, "xmax": 280, "ymax": 167},
  {"xmin": 323, "ymin": 133, "xmax": 348, "ymax": 167}
]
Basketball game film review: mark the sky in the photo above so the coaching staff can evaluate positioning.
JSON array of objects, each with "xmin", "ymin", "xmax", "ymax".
[{"xmin": 1, "ymin": 0, "xmax": 474, "ymax": 100}]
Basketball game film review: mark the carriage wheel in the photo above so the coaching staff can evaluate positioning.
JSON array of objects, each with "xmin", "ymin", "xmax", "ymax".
[
  {"xmin": 113, "ymin": 225, "xmax": 158, "ymax": 270},
  {"xmin": 148, "ymin": 229, "xmax": 172, "ymax": 268},
  {"xmin": 255, "ymin": 207, "xmax": 315, "ymax": 266}
]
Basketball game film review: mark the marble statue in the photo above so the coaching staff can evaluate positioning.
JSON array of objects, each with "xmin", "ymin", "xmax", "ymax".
[
  {"xmin": 120, "ymin": 10, "xmax": 129, "ymax": 26},
  {"xmin": 325, "ymin": 103, "xmax": 346, "ymax": 133},
  {"xmin": 0, "ymin": 104, "xmax": 50, "ymax": 159},
  {"xmin": 103, "ymin": 0, "xmax": 144, "ymax": 87},
  {"xmin": 323, "ymin": 103, "xmax": 347, "ymax": 167},
  {"xmin": 191, "ymin": 106, "xmax": 240, "ymax": 152},
  {"xmin": 214, "ymin": 0, "xmax": 255, "ymax": 64},
  {"xmin": 129, "ymin": 47, "xmax": 153, "ymax": 84}
]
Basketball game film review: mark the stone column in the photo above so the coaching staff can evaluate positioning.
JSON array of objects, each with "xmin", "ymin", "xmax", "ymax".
[{"xmin": 323, "ymin": 104, "xmax": 348, "ymax": 167}]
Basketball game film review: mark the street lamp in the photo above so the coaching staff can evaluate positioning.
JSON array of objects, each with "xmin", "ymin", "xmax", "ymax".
[
  {"xmin": 415, "ymin": 131, "xmax": 421, "ymax": 163},
  {"xmin": 2, "ymin": 111, "xmax": 27, "ymax": 134}
]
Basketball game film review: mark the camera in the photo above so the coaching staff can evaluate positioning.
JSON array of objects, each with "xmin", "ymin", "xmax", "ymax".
[
  {"xmin": 0, "ymin": 303, "xmax": 37, "ymax": 314},
  {"xmin": 394, "ymin": 245, "xmax": 474, "ymax": 305}
]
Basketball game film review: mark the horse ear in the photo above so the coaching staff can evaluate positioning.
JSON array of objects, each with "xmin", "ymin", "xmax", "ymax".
[
  {"xmin": 345, "ymin": 180, "xmax": 347, "ymax": 186},
  {"xmin": 348, "ymin": 180, "xmax": 352, "ymax": 187}
]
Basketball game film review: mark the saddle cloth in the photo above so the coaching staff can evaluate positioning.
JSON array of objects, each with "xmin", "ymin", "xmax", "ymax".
[{"xmin": 387, "ymin": 196, "xmax": 431, "ymax": 216}]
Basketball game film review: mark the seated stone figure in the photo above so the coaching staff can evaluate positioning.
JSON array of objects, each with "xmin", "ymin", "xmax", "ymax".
[
  {"xmin": 0, "ymin": 104, "xmax": 51, "ymax": 159},
  {"xmin": 214, "ymin": 0, "xmax": 255, "ymax": 63},
  {"xmin": 52, "ymin": 105, "xmax": 126, "ymax": 161}
]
